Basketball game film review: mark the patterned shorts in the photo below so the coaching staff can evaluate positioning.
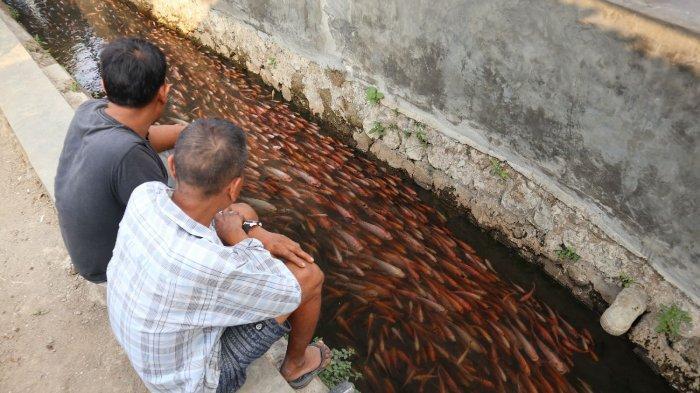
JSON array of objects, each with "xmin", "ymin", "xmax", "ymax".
[{"xmin": 216, "ymin": 319, "xmax": 291, "ymax": 393}]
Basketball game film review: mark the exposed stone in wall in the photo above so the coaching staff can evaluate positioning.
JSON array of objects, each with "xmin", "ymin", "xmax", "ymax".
[{"xmin": 123, "ymin": 1, "xmax": 698, "ymax": 389}]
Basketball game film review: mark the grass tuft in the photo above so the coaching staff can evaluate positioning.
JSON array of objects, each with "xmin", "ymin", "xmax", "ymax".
[
  {"xmin": 9, "ymin": 6, "xmax": 20, "ymax": 20},
  {"xmin": 368, "ymin": 122, "xmax": 385, "ymax": 137},
  {"xmin": 415, "ymin": 123, "xmax": 428, "ymax": 145},
  {"xmin": 34, "ymin": 34, "xmax": 46, "ymax": 48},
  {"xmin": 317, "ymin": 345, "xmax": 362, "ymax": 387},
  {"xmin": 555, "ymin": 244, "xmax": 580, "ymax": 262},
  {"xmin": 489, "ymin": 158, "xmax": 509, "ymax": 180},
  {"xmin": 267, "ymin": 57, "xmax": 277, "ymax": 68},
  {"xmin": 618, "ymin": 273, "xmax": 635, "ymax": 288},
  {"xmin": 69, "ymin": 81, "xmax": 81, "ymax": 92},
  {"xmin": 656, "ymin": 304, "xmax": 692, "ymax": 339},
  {"xmin": 365, "ymin": 86, "xmax": 384, "ymax": 105}
]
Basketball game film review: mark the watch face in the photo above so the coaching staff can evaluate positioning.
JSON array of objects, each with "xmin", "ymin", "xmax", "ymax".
[{"xmin": 243, "ymin": 220, "xmax": 262, "ymax": 233}]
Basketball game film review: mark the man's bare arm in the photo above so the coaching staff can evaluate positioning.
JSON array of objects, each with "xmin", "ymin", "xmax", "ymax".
[{"xmin": 148, "ymin": 124, "xmax": 186, "ymax": 152}]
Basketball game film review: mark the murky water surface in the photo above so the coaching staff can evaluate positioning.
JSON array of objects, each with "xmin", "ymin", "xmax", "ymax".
[{"xmin": 5, "ymin": 1, "xmax": 676, "ymax": 392}]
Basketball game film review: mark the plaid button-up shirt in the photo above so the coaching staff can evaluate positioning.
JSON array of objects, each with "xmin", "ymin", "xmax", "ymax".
[{"xmin": 107, "ymin": 182, "xmax": 301, "ymax": 392}]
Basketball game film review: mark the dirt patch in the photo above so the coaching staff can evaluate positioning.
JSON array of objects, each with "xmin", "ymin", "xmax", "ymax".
[{"xmin": 0, "ymin": 112, "xmax": 144, "ymax": 392}]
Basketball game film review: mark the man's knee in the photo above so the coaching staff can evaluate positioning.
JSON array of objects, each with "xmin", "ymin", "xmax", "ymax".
[{"xmin": 288, "ymin": 263, "xmax": 324, "ymax": 295}]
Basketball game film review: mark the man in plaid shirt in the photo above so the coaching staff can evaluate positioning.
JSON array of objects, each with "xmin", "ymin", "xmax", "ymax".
[{"xmin": 107, "ymin": 119, "xmax": 330, "ymax": 392}]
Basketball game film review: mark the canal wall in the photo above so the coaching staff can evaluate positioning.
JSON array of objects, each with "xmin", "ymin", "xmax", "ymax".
[{"xmin": 121, "ymin": 0, "xmax": 699, "ymax": 389}]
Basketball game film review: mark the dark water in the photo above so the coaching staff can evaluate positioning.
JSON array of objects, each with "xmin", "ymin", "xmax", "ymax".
[{"xmin": 4, "ymin": 0, "xmax": 676, "ymax": 392}]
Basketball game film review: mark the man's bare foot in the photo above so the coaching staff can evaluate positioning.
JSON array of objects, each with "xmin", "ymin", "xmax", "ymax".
[{"xmin": 280, "ymin": 341, "xmax": 332, "ymax": 382}]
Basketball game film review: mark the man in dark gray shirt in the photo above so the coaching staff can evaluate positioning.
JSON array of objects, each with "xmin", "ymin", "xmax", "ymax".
[
  {"xmin": 55, "ymin": 37, "xmax": 184, "ymax": 282},
  {"xmin": 55, "ymin": 37, "xmax": 315, "ymax": 284}
]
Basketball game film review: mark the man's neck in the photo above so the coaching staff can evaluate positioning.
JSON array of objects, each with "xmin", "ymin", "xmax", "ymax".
[
  {"xmin": 171, "ymin": 188, "xmax": 221, "ymax": 227},
  {"xmin": 104, "ymin": 102, "xmax": 155, "ymax": 138}
]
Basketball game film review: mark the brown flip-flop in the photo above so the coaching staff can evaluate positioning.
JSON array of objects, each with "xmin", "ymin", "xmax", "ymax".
[{"xmin": 287, "ymin": 341, "xmax": 332, "ymax": 389}]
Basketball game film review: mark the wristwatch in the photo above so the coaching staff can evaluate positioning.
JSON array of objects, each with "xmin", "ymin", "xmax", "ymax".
[{"xmin": 242, "ymin": 220, "xmax": 263, "ymax": 233}]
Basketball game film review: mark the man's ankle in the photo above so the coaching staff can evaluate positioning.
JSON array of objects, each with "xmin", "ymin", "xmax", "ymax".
[{"xmin": 281, "ymin": 355, "xmax": 307, "ymax": 371}]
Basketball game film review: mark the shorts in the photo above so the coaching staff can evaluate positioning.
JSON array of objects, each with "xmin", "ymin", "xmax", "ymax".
[{"xmin": 216, "ymin": 319, "xmax": 291, "ymax": 393}]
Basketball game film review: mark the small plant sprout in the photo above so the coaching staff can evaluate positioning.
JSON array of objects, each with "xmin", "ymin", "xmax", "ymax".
[
  {"xmin": 415, "ymin": 123, "xmax": 428, "ymax": 145},
  {"xmin": 365, "ymin": 86, "xmax": 384, "ymax": 105},
  {"xmin": 387, "ymin": 122, "xmax": 399, "ymax": 131},
  {"xmin": 266, "ymin": 57, "xmax": 277, "ymax": 68},
  {"xmin": 656, "ymin": 304, "xmax": 692, "ymax": 339},
  {"xmin": 34, "ymin": 34, "xmax": 46, "ymax": 48},
  {"xmin": 318, "ymin": 346, "xmax": 363, "ymax": 387},
  {"xmin": 368, "ymin": 122, "xmax": 385, "ymax": 137},
  {"xmin": 489, "ymin": 158, "xmax": 509, "ymax": 180},
  {"xmin": 69, "ymin": 81, "xmax": 80, "ymax": 92},
  {"xmin": 555, "ymin": 244, "xmax": 581, "ymax": 262},
  {"xmin": 618, "ymin": 273, "xmax": 635, "ymax": 288},
  {"xmin": 392, "ymin": 107, "xmax": 400, "ymax": 117},
  {"xmin": 9, "ymin": 6, "xmax": 20, "ymax": 20}
]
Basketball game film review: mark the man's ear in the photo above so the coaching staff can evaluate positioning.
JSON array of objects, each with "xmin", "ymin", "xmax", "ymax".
[
  {"xmin": 167, "ymin": 155, "xmax": 177, "ymax": 180},
  {"xmin": 227, "ymin": 177, "xmax": 244, "ymax": 202},
  {"xmin": 157, "ymin": 83, "xmax": 171, "ymax": 105}
]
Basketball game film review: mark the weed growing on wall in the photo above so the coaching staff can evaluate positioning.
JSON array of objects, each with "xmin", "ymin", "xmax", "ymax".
[
  {"xmin": 368, "ymin": 122, "xmax": 385, "ymax": 137},
  {"xmin": 656, "ymin": 304, "xmax": 692, "ymax": 338},
  {"xmin": 556, "ymin": 244, "xmax": 580, "ymax": 262},
  {"xmin": 69, "ymin": 81, "xmax": 80, "ymax": 92},
  {"xmin": 266, "ymin": 57, "xmax": 277, "ymax": 68},
  {"xmin": 34, "ymin": 34, "xmax": 46, "ymax": 48},
  {"xmin": 365, "ymin": 86, "xmax": 384, "ymax": 105},
  {"xmin": 415, "ymin": 123, "xmax": 428, "ymax": 145},
  {"xmin": 9, "ymin": 6, "xmax": 20, "ymax": 20},
  {"xmin": 318, "ymin": 346, "xmax": 363, "ymax": 387},
  {"xmin": 618, "ymin": 274, "xmax": 635, "ymax": 288},
  {"xmin": 489, "ymin": 158, "xmax": 509, "ymax": 180}
]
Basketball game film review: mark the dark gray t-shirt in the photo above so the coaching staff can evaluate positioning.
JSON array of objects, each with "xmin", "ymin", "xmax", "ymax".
[{"xmin": 55, "ymin": 99, "xmax": 167, "ymax": 282}]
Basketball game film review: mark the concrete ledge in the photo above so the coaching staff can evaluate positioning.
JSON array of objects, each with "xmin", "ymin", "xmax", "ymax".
[
  {"xmin": 0, "ymin": 12, "xmax": 74, "ymax": 200},
  {"xmin": 239, "ymin": 339, "xmax": 329, "ymax": 393}
]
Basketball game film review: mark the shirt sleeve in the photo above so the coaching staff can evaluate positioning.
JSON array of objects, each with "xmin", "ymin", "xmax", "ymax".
[
  {"xmin": 210, "ymin": 238, "xmax": 302, "ymax": 326},
  {"xmin": 115, "ymin": 145, "xmax": 167, "ymax": 206}
]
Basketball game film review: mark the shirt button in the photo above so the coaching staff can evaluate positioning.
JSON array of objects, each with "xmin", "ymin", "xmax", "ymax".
[{"xmin": 255, "ymin": 323, "xmax": 263, "ymax": 331}]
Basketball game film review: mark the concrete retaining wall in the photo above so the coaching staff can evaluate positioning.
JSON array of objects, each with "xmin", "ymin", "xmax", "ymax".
[{"xmin": 121, "ymin": 0, "xmax": 699, "ymax": 389}]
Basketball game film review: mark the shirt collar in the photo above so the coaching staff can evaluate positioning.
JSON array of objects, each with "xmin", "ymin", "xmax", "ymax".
[{"xmin": 154, "ymin": 184, "xmax": 220, "ymax": 243}]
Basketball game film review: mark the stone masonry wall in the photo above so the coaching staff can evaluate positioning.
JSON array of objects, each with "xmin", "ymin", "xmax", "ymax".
[{"xmin": 121, "ymin": 0, "xmax": 699, "ymax": 389}]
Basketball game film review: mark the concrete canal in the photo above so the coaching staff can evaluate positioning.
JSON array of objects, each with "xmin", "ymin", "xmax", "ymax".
[{"xmin": 4, "ymin": 0, "xmax": 681, "ymax": 391}]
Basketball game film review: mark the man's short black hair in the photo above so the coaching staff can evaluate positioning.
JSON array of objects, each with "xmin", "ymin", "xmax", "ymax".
[
  {"xmin": 174, "ymin": 119, "xmax": 248, "ymax": 195},
  {"xmin": 99, "ymin": 37, "xmax": 167, "ymax": 108}
]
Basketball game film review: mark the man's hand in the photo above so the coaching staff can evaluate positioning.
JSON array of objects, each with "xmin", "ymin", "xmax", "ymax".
[
  {"xmin": 214, "ymin": 210, "xmax": 247, "ymax": 246},
  {"xmin": 222, "ymin": 202, "xmax": 313, "ymax": 267},
  {"xmin": 250, "ymin": 228, "xmax": 314, "ymax": 268}
]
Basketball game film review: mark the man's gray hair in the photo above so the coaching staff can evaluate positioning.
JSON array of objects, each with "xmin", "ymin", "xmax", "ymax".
[{"xmin": 173, "ymin": 118, "xmax": 248, "ymax": 195}]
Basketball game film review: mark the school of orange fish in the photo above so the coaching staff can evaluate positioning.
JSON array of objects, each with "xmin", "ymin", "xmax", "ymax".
[{"xmin": 14, "ymin": 0, "xmax": 600, "ymax": 391}]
